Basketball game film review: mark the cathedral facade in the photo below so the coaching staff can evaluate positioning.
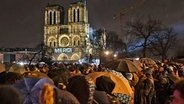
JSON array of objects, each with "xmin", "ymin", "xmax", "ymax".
[{"xmin": 44, "ymin": 0, "xmax": 91, "ymax": 61}]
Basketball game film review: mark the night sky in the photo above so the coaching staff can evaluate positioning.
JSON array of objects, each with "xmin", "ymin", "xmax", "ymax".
[{"xmin": 0, "ymin": 0, "xmax": 184, "ymax": 48}]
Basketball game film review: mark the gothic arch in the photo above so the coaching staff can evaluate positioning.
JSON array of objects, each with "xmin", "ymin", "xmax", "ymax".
[
  {"xmin": 71, "ymin": 54, "xmax": 80, "ymax": 60},
  {"xmin": 72, "ymin": 35, "xmax": 80, "ymax": 46},
  {"xmin": 47, "ymin": 36, "xmax": 57, "ymax": 47},
  {"xmin": 77, "ymin": 8, "xmax": 80, "ymax": 22},
  {"xmin": 57, "ymin": 53, "xmax": 69, "ymax": 60},
  {"xmin": 59, "ymin": 35, "xmax": 70, "ymax": 47},
  {"xmin": 49, "ymin": 11, "xmax": 52, "ymax": 25},
  {"xmin": 73, "ymin": 9, "xmax": 76, "ymax": 22},
  {"xmin": 53, "ymin": 11, "xmax": 56, "ymax": 24}
]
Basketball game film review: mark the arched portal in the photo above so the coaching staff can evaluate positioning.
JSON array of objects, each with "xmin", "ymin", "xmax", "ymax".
[
  {"xmin": 57, "ymin": 53, "xmax": 69, "ymax": 61},
  {"xmin": 71, "ymin": 54, "xmax": 80, "ymax": 60}
]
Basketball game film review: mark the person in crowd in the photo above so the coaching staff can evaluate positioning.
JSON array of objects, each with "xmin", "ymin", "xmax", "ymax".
[
  {"xmin": 94, "ymin": 76, "xmax": 121, "ymax": 104},
  {"xmin": 134, "ymin": 70, "xmax": 147, "ymax": 104},
  {"xmin": 155, "ymin": 76, "xmax": 170, "ymax": 104},
  {"xmin": 98, "ymin": 64, "xmax": 106, "ymax": 72},
  {"xmin": 170, "ymin": 79, "xmax": 184, "ymax": 104},
  {"xmin": 177, "ymin": 64, "xmax": 184, "ymax": 77},
  {"xmin": 132, "ymin": 72, "xmax": 139, "ymax": 87},
  {"xmin": 125, "ymin": 73, "xmax": 134, "ymax": 86},
  {"xmin": 0, "ymin": 85, "xmax": 22, "ymax": 104},
  {"xmin": 154, "ymin": 64, "xmax": 175, "ymax": 104},
  {"xmin": 40, "ymin": 83, "xmax": 80, "ymax": 104},
  {"xmin": 144, "ymin": 68, "xmax": 156, "ymax": 104},
  {"xmin": 67, "ymin": 75, "xmax": 95, "ymax": 104},
  {"xmin": 68, "ymin": 65, "xmax": 82, "ymax": 77},
  {"xmin": 134, "ymin": 68, "xmax": 156, "ymax": 104}
]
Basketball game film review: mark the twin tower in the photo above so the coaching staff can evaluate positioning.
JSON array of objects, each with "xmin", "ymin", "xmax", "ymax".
[{"xmin": 44, "ymin": 0, "xmax": 90, "ymax": 61}]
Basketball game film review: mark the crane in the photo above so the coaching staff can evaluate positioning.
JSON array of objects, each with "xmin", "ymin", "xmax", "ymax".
[{"xmin": 113, "ymin": 0, "xmax": 145, "ymax": 34}]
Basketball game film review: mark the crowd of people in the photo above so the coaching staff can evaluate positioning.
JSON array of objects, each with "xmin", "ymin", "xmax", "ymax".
[{"xmin": 0, "ymin": 58, "xmax": 184, "ymax": 104}]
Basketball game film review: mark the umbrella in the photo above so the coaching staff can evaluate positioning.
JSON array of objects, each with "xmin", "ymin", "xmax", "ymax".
[
  {"xmin": 87, "ymin": 71, "xmax": 133, "ymax": 96},
  {"xmin": 0, "ymin": 71, "xmax": 22, "ymax": 85},
  {"xmin": 0, "ymin": 63, "xmax": 5, "ymax": 73},
  {"xmin": 116, "ymin": 59, "xmax": 142, "ymax": 72},
  {"xmin": 104, "ymin": 60, "xmax": 120, "ymax": 70},
  {"xmin": 174, "ymin": 58, "xmax": 184, "ymax": 64},
  {"xmin": 126, "ymin": 58, "xmax": 142, "ymax": 67},
  {"xmin": 9, "ymin": 64, "xmax": 26, "ymax": 74},
  {"xmin": 140, "ymin": 58, "xmax": 156, "ymax": 66},
  {"xmin": 23, "ymin": 71, "xmax": 49, "ymax": 79},
  {"xmin": 13, "ymin": 77, "xmax": 54, "ymax": 104},
  {"xmin": 167, "ymin": 73, "xmax": 180, "ymax": 83}
]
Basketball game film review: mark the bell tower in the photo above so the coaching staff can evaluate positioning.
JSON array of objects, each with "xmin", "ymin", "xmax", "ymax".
[
  {"xmin": 44, "ymin": 4, "xmax": 64, "ymax": 48},
  {"xmin": 43, "ymin": 1, "xmax": 91, "ymax": 61},
  {"xmin": 68, "ymin": 1, "xmax": 90, "ymax": 54}
]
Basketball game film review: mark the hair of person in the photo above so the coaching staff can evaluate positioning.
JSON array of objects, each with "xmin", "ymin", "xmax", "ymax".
[
  {"xmin": 0, "ymin": 85, "xmax": 22, "ymax": 104},
  {"xmin": 95, "ymin": 76, "xmax": 115, "ymax": 95},
  {"xmin": 40, "ymin": 83, "xmax": 55, "ymax": 104},
  {"xmin": 67, "ymin": 75, "xmax": 95, "ymax": 104}
]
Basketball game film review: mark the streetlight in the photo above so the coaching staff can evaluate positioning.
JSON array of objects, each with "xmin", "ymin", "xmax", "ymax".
[
  {"xmin": 113, "ymin": 54, "xmax": 117, "ymax": 58},
  {"xmin": 104, "ymin": 51, "xmax": 110, "ymax": 55}
]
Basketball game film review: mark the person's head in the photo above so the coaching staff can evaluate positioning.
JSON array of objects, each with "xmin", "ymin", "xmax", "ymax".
[
  {"xmin": 95, "ymin": 76, "xmax": 115, "ymax": 95},
  {"xmin": 170, "ymin": 79, "xmax": 184, "ymax": 104},
  {"xmin": 145, "ymin": 68, "xmax": 152, "ymax": 78},
  {"xmin": 125, "ymin": 73, "xmax": 133, "ymax": 81},
  {"xmin": 158, "ymin": 66, "xmax": 164, "ymax": 72},
  {"xmin": 0, "ymin": 85, "xmax": 22, "ymax": 104},
  {"xmin": 67, "ymin": 75, "xmax": 95, "ymax": 104},
  {"xmin": 68, "ymin": 65, "xmax": 81, "ymax": 77}
]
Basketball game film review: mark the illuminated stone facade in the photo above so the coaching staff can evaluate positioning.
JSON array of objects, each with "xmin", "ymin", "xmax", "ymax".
[{"xmin": 44, "ymin": 0, "xmax": 90, "ymax": 61}]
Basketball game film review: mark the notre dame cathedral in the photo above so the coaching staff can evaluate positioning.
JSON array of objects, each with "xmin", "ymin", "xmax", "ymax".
[{"xmin": 44, "ymin": 0, "xmax": 92, "ymax": 61}]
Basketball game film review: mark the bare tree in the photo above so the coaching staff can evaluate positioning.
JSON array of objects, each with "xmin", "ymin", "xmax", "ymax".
[
  {"xmin": 122, "ymin": 26, "xmax": 137, "ymax": 56},
  {"xmin": 148, "ymin": 28, "xmax": 177, "ymax": 61},
  {"xmin": 127, "ymin": 17, "xmax": 162, "ymax": 57},
  {"xmin": 106, "ymin": 31, "xmax": 124, "ymax": 52}
]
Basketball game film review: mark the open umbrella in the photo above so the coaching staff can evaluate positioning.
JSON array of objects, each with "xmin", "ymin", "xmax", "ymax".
[
  {"xmin": 174, "ymin": 58, "xmax": 184, "ymax": 64},
  {"xmin": 23, "ymin": 71, "xmax": 49, "ymax": 79},
  {"xmin": 104, "ymin": 60, "xmax": 120, "ymax": 70},
  {"xmin": 0, "ymin": 63, "xmax": 5, "ymax": 73},
  {"xmin": 126, "ymin": 58, "xmax": 142, "ymax": 67},
  {"xmin": 9, "ymin": 63, "xmax": 26, "ymax": 74},
  {"xmin": 140, "ymin": 58, "xmax": 156, "ymax": 66},
  {"xmin": 0, "ymin": 71, "xmax": 22, "ymax": 85},
  {"xmin": 13, "ymin": 77, "xmax": 54, "ymax": 104},
  {"xmin": 116, "ymin": 59, "xmax": 142, "ymax": 73},
  {"xmin": 87, "ymin": 71, "xmax": 133, "ymax": 96}
]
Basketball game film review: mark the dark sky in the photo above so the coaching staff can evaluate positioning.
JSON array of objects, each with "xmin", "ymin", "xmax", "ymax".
[{"xmin": 0, "ymin": 0, "xmax": 184, "ymax": 48}]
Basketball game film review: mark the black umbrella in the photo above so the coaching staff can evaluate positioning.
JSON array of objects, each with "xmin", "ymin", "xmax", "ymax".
[{"xmin": 0, "ymin": 71, "xmax": 22, "ymax": 85}]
